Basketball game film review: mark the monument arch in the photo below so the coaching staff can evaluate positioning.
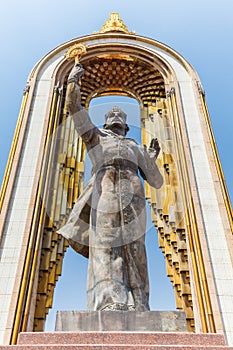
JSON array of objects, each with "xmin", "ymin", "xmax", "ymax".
[{"xmin": 0, "ymin": 13, "xmax": 232, "ymax": 345}]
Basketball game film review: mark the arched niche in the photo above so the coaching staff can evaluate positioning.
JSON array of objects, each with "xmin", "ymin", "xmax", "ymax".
[
  {"xmin": 28, "ymin": 43, "xmax": 195, "ymax": 332},
  {"xmin": 2, "ymin": 32, "xmax": 230, "ymax": 345}
]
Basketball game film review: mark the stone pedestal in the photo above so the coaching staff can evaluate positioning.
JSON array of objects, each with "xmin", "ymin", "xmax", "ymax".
[
  {"xmin": 55, "ymin": 310, "xmax": 187, "ymax": 332},
  {"xmin": 2, "ymin": 311, "xmax": 231, "ymax": 349}
]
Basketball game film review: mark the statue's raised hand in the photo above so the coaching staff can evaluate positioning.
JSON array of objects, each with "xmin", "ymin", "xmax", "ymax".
[
  {"xmin": 68, "ymin": 63, "xmax": 84, "ymax": 85},
  {"xmin": 148, "ymin": 138, "xmax": 161, "ymax": 159},
  {"xmin": 66, "ymin": 63, "xmax": 84, "ymax": 113}
]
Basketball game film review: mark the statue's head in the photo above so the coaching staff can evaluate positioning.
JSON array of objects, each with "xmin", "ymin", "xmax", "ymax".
[{"xmin": 104, "ymin": 106, "xmax": 129, "ymax": 135}]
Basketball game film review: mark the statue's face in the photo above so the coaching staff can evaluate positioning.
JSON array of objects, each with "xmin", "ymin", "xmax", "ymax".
[{"xmin": 105, "ymin": 111, "xmax": 126, "ymax": 128}]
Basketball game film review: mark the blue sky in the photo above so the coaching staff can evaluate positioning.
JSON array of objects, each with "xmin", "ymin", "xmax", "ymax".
[{"xmin": 0, "ymin": 0, "xmax": 232, "ymax": 330}]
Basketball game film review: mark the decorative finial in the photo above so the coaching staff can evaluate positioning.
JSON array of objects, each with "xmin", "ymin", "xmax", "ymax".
[
  {"xmin": 65, "ymin": 43, "xmax": 87, "ymax": 64},
  {"xmin": 97, "ymin": 12, "xmax": 134, "ymax": 34}
]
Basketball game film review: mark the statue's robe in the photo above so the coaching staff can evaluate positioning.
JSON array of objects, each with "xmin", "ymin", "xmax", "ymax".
[{"xmin": 58, "ymin": 87, "xmax": 163, "ymax": 310}]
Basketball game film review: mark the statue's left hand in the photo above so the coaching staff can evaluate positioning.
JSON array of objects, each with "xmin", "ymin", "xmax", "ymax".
[{"xmin": 148, "ymin": 138, "xmax": 161, "ymax": 159}]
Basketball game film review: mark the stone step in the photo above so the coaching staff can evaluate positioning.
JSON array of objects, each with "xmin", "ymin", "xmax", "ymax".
[
  {"xmin": 1, "ymin": 345, "xmax": 233, "ymax": 349},
  {"xmin": 2, "ymin": 331, "xmax": 232, "ymax": 349},
  {"xmin": 17, "ymin": 332, "xmax": 226, "ymax": 346}
]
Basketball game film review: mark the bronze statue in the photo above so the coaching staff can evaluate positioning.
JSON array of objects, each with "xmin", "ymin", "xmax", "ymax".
[{"xmin": 58, "ymin": 62, "xmax": 163, "ymax": 312}]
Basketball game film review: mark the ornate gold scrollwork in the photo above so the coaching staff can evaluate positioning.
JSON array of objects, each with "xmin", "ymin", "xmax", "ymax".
[{"xmin": 65, "ymin": 43, "xmax": 87, "ymax": 64}]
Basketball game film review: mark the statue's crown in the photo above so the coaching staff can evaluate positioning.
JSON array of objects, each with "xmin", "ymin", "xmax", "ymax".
[{"xmin": 105, "ymin": 106, "xmax": 127, "ymax": 122}]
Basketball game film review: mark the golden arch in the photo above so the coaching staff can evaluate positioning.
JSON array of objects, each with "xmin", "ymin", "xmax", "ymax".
[
  {"xmin": 5, "ymin": 27, "xmax": 230, "ymax": 344},
  {"xmin": 29, "ymin": 42, "xmax": 198, "ymax": 332}
]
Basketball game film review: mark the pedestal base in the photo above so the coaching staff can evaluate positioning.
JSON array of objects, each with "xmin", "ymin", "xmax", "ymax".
[
  {"xmin": 55, "ymin": 310, "xmax": 187, "ymax": 332},
  {"xmin": 2, "ymin": 310, "xmax": 231, "ymax": 349},
  {"xmin": 2, "ymin": 331, "xmax": 231, "ymax": 349}
]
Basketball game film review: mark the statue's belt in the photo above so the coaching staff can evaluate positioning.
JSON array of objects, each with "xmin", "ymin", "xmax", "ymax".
[{"xmin": 93, "ymin": 158, "xmax": 138, "ymax": 173}]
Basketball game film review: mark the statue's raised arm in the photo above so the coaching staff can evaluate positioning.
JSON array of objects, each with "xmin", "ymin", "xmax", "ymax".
[
  {"xmin": 65, "ymin": 44, "xmax": 99, "ymax": 147},
  {"xmin": 65, "ymin": 63, "xmax": 99, "ymax": 148},
  {"xmin": 66, "ymin": 63, "xmax": 84, "ymax": 114},
  {"xmin": 65, "ymin": 43, "xmax": 87, "ymax": 114}
]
